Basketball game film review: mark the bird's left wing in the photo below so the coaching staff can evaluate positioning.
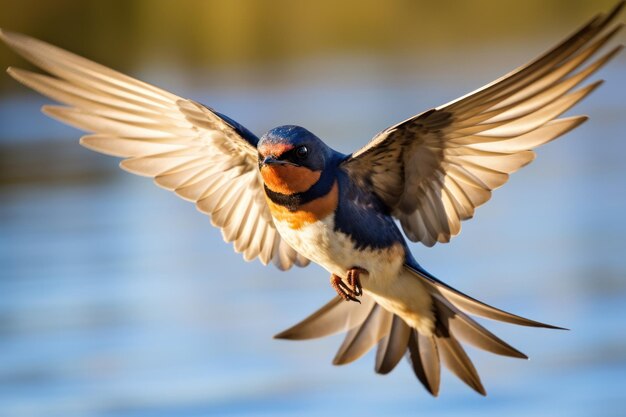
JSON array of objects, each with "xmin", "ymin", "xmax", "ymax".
[
  {"xmin": 341, "ymin": 2, "xmax": 623, "ymax": 247},
  {"xmin": 0, "ymin": 29, "xmax": 309, "ymax": 270}
]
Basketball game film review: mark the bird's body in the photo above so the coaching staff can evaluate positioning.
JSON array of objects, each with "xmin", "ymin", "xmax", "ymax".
[
  {"xmin": 259, "ymin": 126, "xmax": 434, "ymax": 332},
  {"xmin": 1, "ymin": 1, "xmax": 623, "ymax": 396}
]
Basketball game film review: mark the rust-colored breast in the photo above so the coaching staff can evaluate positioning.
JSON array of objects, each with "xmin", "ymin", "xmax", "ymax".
[
  {"xmin": 260, "ymin": 165, "xmax": 321, "ymax": 195},
  {"xmin": 267, "ymin": 181, "xmax": 339, "ymax": 230}
]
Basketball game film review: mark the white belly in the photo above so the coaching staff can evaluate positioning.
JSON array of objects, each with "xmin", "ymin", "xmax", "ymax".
[
  {"xmin": 274, "ymin": 214, "xmax": 435, "ymax": 333},
  {"xmin": 274, "ymin": 214, "xmax": 403, "ymax": 280}
]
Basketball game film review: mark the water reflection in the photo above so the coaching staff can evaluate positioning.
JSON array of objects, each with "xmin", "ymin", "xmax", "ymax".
[{"xmin": 1, "ymin": 46, "xmax": 625, "ymax": 417}]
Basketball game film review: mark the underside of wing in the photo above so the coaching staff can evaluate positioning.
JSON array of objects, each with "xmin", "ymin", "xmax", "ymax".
[
  {"xmin": 342, "ymin": 2, "xmax": 623, "ymax": 247},
  {"xmin": 0, "ymin": 29, "xmax": 309, "ymax": 270}
]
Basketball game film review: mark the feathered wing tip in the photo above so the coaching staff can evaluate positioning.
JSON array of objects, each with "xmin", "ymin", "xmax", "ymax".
[{"xmin": 275, "ymin": 264, "xmax": 563, "ymax": 396}]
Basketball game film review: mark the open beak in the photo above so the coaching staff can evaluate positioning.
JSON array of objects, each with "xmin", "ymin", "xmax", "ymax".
[{"xmin": 262, "ymin": 156, "xmax": 298, "ymax": 167}]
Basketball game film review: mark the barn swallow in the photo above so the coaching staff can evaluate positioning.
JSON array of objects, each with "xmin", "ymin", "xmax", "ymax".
[{"xmin": 1, "ymin": 1, "xmax": 623, "ymax": 396}]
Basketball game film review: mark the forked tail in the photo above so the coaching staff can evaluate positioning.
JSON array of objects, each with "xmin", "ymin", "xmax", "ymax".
[{"xmin": 275, "ymin": 263, "xmax": 563, "ymax": 396}]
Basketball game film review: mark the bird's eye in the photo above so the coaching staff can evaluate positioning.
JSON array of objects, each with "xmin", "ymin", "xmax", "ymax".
[{"xmin": 295, "ymin": 145, "xmax": 308, "ymax": 159}]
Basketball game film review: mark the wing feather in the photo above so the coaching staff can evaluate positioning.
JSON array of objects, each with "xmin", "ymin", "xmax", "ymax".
[
  {"xmin": 81, "ymin": 135, "xmax": 188, "ymax": 158},
  {"xmin": 342, "ymin": 4, "xmax": 622, "ymax": 246},
  {"xmin": 1, "ymin": 29, "xmax": 308, "ymax": 270}
]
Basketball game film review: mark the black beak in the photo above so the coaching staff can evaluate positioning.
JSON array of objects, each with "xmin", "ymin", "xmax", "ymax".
[{"xmin": 262, "ymin": 156, "xmax": 298, "ymax": 167}]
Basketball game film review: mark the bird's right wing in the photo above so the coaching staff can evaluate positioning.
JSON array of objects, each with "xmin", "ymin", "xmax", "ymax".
[
  {"xmin": 0, "ymin": 29, "xmax": 309, "ymax": 270},
  {"xmin": 341, "ymin": 2, "xmax": 623, "ymax": 247}
]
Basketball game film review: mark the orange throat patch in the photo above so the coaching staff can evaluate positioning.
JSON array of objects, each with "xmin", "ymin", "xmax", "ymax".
[
  {"xmin": 260, "ymin": 165, "xmax": 321, "ymax": 195},
  {"xmin": 266, "ymin": 181, "xmax": 339, "ymax": 230}
]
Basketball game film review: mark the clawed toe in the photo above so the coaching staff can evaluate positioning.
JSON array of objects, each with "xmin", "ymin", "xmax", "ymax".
[
  {"xmin": 330, "ymin": 274, "xmax": 360, "ymax": 303},
  {"xmin": 330, "ymin": 267, "xmax": 368, "ymax": 303},
  {"xmin": 347, "ymin": 267, "xmax": 365, "ymax": 297}
]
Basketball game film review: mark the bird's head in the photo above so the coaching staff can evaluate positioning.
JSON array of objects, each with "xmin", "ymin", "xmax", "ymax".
[{"xmin": 258, "ymin": 125, "xmax": 332, "ymax": 195}]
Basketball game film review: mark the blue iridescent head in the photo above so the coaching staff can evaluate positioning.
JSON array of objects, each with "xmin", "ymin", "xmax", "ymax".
[
  {"xmin": 258, "ymin": 125, "xmax": 333, "ymax": 172},
  {"xmin": 258, "ymin": 125, "xmax": 333, "ymax": 195}
]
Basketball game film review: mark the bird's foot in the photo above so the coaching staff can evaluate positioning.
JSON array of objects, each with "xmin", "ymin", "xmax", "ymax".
[
  {"xmin": 330, "ymin": 267, "xmax": 367, "ymax": 303},
  {"xmin": 347, "ymin": 267, "xmax": 365, "ymax": 296}
]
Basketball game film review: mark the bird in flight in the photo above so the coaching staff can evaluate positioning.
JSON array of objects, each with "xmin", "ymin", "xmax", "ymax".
[{"xmin": 1, "ymin": 1, "xmax": 623, "ymax": 396}]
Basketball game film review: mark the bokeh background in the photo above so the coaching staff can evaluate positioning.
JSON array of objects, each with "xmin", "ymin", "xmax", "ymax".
[{"xmin": 1, "ymin": 1, "xmax": 625, "ymax": 416}]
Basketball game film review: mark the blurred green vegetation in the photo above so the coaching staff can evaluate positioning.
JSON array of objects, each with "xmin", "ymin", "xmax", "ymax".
[{"xmin": 0, "ymin": 0, "xmax": 620, "ymax": 91}]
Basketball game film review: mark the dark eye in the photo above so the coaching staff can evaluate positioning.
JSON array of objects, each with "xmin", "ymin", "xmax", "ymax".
[{"xmin": 295, "ymin": 145, "xmax": 308, "ymax": 159}]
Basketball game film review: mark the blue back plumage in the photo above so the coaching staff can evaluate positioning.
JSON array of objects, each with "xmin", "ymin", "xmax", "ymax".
[{"xmin": 334, "ymin": 169, "xmax": 406, "ymax": 251}]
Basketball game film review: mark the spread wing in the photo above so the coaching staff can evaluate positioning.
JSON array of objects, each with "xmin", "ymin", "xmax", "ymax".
[
  {"xmin": 0, "ymin": 29, "xmax": 309, "ymax": 270},
  {"xmin": 342, "ymin": 2, "xmax": 624, "ymax": 247}
]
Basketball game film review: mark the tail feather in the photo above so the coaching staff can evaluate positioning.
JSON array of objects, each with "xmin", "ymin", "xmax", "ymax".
[
  {"xmin": 406, "ymin": 263, "xmax": 566, "ymax": 329},
  {"xmin": 274, "ymin": 295, "xmax": 375, "ymax": 340},
  {"xmin": 435, "ymin": 322, "xmax": 486, "ymax": 396},
  {"xmin": 333, "ymin": 305, "xmax": 392, "ymax": 365},
  {"xmin": 433, "ymin": 294, "xmax": 527, "ymax": 358},
  {"xmin": 275, "ymin": 264, "xmax": 563, "ymax": 395},
  {"xmin": 375, "ymin": 315, "xmax": 411, "ymax": 374},
  {"xmin": 407, "ymin": 330, "xmax": 441, "ymax": 396}
]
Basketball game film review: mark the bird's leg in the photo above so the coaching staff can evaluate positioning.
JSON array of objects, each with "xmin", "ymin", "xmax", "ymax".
[
  {"xmin": 330, "ymin": 267, "xmax": 368, "ymax": 303},
  {"xmin": 330, "ymin": 274, "xmax": 360, "ymax": 303},
  {"xmin": 347, "ymin": 266, "xmax": 366, "ymax": 297}
]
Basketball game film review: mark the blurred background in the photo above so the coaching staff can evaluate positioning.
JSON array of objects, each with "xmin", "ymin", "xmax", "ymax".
[{"xmin": 0, "ymin": 1, "xmax": 625, "ymax": 416}]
